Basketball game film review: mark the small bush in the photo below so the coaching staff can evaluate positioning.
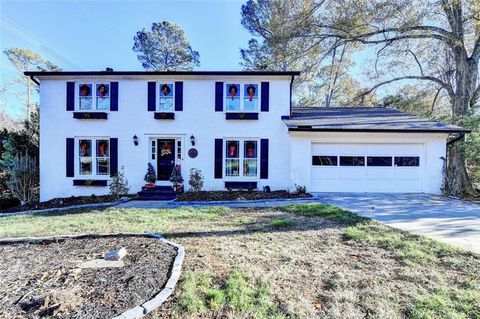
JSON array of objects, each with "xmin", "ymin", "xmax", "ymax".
[
  {"xmin": 188, "ymin": 168, "xmax": 204, "ymax": 192},
  {"xmin": 109, "ymin": 166, "xmax": 130, "ymax": 199}
]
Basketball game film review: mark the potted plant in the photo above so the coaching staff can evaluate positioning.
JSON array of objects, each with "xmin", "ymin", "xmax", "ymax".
[
  {"xmin": 169, "ymin": 164, "xmax": 184, "ymax": 193},
  {"xmin": 144, "ymin": 163, "xmax": 157, "ymax": 188}
]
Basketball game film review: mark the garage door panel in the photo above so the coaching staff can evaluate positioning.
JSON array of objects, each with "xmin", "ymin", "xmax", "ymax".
[
  {"xmin": 311, "ymin": 143, "xmax": 423, "ymax": 193},
  {"xmin": 366, "ymin": 168, "xmax": 393, "ymax": 179},
  {"xmin": 393, "ymin": 168, "xmax": 420, "ymax": 180},
  {"xmin": 312, "ymin": 167, "xmax": 339, "ymax": 179},
  {"xmin": 339, "ymin": 168, "xmax": 365, "ymax": 179}
]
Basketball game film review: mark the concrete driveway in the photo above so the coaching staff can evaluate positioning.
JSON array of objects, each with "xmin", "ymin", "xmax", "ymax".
[{"xmin": 313, "ymin": 193, "xmax": 480, "ymax": 254}]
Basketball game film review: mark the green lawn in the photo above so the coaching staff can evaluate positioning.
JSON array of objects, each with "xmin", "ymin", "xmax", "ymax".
[{"xmin": 1, "ymin": 204, "xmax": 479, "ymax": 319}]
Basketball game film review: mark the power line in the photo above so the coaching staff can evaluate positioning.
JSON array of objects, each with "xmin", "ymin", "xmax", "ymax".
[{"xmin": 0, "ymin": 17, "xmax": 83, "ymax": 70}]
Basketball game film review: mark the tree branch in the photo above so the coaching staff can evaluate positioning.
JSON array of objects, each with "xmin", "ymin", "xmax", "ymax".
[{"xmin": 361, "ymin": 76, "xmax": 454, "ymax": 98}]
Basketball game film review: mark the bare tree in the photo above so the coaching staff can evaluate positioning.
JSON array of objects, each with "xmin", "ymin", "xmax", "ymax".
[{"xmin": 6, "ymin": 152, "xmax": 38, "ymax": 205}]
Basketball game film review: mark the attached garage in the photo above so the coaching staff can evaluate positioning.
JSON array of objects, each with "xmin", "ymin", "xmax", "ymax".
[
  {"xmin": 284, "ymin": 107, "xmax": 470, "ymax": 195},
  {"xmin": 310, "ymin": 143, "xmax": 423, "ymax": 193}
]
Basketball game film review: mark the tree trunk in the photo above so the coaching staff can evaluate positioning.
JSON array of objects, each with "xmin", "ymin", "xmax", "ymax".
[{"xmin": 446, "ymin": 54, "xmax": 477, "ymax": 196}]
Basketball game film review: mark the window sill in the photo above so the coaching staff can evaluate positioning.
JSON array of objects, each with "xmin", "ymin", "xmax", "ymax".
[
  {"xmin": 73, "ymin": 112, "xmax": 108, "ymax": 120},
  {"xmin": 224, "ymin": 181, "xmax": 258, "ymax": 190},
  {"xmin": 154, "ymin": 112, "xmax": 175, "ymax": 120},
  {"xmin": 73, "ymin": 179, "xmax": 108, "ymax": 187},
  {"xmin": 225, "ymin": 113, "xmax": 258, "ymax": 120}
]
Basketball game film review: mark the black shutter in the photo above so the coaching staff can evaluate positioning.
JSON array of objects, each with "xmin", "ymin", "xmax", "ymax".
[
  {"xmin": 66, "ymin": 138, "xmax": 74, "ymax": 177},
  {"xmin": 110, "ymin": 82, "xmax": 118, "ymax": 111},
  {"xmin": 215, "ymin": 82, "xmax": 223, "ymax": 112},
  {"xmin": 260, "ymin": 139, "xmax": 269, "ymax": 179},
  {"xmin": 214, "ymin": 139, "xmax": 223, "ymax": 179},
  {"xmin": 148, "ymin": 82, "xmax": 156, "ymax": 111},
  {"xmin": 261, "ymin": 82, "xmax": 269, "ymax": 112},
  {"xmin": 110, "ymin": 138, "xmax": 118, "ymax": 177},
  {"xmin": 66, "ymin": 82, "xmax": 75, "ymax": 111},
  {"xmin": 175, "ymin": 81, "xmax": 183, "ymax": 111}
]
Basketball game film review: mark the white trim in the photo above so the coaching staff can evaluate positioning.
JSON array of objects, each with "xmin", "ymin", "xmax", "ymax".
[{"xmin": 146, "ymin": 134, "xmax": 185, "ymax": 186}]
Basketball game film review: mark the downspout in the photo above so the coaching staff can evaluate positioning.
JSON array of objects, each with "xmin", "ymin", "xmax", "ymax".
[{"xmin": 289, "ymin": 74, "xmax": 294, "ymax": 117}]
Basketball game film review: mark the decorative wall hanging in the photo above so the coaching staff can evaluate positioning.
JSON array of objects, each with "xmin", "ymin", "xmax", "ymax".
[
  {"xmin": 228, "ymin": 84, "xmax": 238, "ymax": 100},
  {"xmin": 160, "ymin": 83, "xmax": 172, "ymax": 96},
  {"xmin": 79, "ymin": 84, "xmax": 91, "ymax": 97},
  {"xmin": 160, "ymin": 141, "xmax": 173, "ymax": 156},
  {"xmin": 246, "ymin": 84, "xmax": 256, "ymax": 101},
  {"xmin": 96, "ymin": 84, "xmax": 109, "ymax": 98},
  {"xmin": 188, "ymin": 148, "xmax": 198, "ymax": 158}
]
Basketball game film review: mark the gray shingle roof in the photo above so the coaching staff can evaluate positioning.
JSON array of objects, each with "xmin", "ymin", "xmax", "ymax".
[{"xmin": 283, "ymin": 107, "xmax": 469, "ymax": 133}]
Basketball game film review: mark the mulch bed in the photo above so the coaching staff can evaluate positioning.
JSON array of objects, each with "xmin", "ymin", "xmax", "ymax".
[
  {"xmin": 0, "ymin": 195, "xmax": 134, "ymax": 214},
  {"xmin": 176, "ymin": 190, "xmax": 312, "ymax": 202},
  {"xmin": 0, "ymin": 235, "xmax": 177, "ymax": 319}
]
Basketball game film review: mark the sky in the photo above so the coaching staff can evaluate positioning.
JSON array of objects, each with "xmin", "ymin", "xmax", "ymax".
[{"xmin": 0, "ymin": 0, "xmax": 253, "ymax": 118}]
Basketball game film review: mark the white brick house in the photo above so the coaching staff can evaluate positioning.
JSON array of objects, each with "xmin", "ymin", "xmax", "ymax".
[{"xmin": 25, "ymin": 70, "xmax": 468, "ymax": 201}]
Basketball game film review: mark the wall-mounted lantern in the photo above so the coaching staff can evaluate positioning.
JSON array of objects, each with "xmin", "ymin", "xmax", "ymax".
[
  {"xmin": 133, "ymin": 135, "xmax": 139, "ymax": 146},
  {"xmin": 190, "ymin": 135, "xmax": 196, "ymax": 146}
]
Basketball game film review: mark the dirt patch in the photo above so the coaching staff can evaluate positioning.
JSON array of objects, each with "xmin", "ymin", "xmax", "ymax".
[
  {"xmin": 0, "ymin": 194, "xmax": 135, "ymax": 214},
  {"xmin": 177, "ymin": 190, "xmax": 311, "ymax": 202},
  {"xmin": 0, "ymin": 235, "xmax": 177, "ymax": 319}
]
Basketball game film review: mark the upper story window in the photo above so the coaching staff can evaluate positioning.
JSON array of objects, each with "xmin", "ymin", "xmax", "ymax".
[
  {"xmin": 79, "ymin": 83, "xmax": 110, "ymax": 111},
  {"xmin": 78, "ymin": 138, "xmax": 110, "ymax": 176},
  {"xmin": 158, "ymin": 83, "xmax": 174, "ymax": 112},
  {"xmin": 225, "ymin": 83, "xmax": 259, "ymax": 112}
]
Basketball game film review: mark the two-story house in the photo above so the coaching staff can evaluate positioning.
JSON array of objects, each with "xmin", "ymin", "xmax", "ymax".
[{"xmin": 25, "ymin": 69, "xmax": 468, "ymax": 201}]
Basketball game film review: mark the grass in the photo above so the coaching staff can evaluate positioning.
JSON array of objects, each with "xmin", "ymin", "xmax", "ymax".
[
  {"xmin": 0, "ymin": 203, "xmax": 479, "ymax": 319},
  {"xmin": 176, "ymin": 271, "xmax": 286, "ymax": 318}
]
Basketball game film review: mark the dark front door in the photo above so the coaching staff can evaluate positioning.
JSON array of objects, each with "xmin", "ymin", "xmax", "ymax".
[{"xmin": 157, "ymin": 139, "xmax": 175, "ymax": 180}]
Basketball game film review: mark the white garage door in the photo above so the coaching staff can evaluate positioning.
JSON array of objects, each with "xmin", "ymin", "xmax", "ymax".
[{"xmin": 311, "ymin": 143, "xmax": 423, "ymax": 193}]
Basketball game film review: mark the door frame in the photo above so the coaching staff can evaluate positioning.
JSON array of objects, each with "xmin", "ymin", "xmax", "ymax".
[{"xmin": 146, "ymin": 134, "xmax": 185, "ymax": 186}]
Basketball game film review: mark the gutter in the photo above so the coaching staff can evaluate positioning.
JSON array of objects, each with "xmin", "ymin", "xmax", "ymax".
[{"xmin": 289, "ymin": 74, "xmax": 295, "ymax": 117}]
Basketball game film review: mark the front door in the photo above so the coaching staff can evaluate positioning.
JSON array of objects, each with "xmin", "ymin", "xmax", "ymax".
[{"xmin": 157, "ymin": 139, "xmax": 175, "ymax": 180}]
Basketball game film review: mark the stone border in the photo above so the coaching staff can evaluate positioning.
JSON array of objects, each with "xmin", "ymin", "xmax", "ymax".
[
  {"xmin": 0, "ymin": 232, "xmax": 185, "ymax": 319},
  {"xmin": 0, "ymin": 197, "xmax": 130, "ymax": 218}
]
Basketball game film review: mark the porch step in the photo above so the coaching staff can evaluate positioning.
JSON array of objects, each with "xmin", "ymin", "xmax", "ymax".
[{"xmin": 136, "ymin": 186, "xmax": 177, "ymax": 201}]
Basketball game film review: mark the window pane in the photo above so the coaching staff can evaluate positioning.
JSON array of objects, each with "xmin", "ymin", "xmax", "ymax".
[
  {"xmin": 225, "ymin": 159, "xmax": 239, "ymax": 176},
  {"xmin": 79, "ymin": 140, "xmax": 92, "ymax": 157},
  {"xmin": 243, "ymin": 159, "xmax": 257, "ymax": 176},
  {"xmin": 340, "ymin": 156, "xmax": 365, "ymax": 166},
  {"xmin": 244, "ymin": 84, "xmax": 258, "ymax": 111},
  {"xmin": 79, "ymin": 158, "xmax": 92, "ymax": 175},
  {"xmin": 367, "ymin": 156, "xmax": 392, "ymax": 167},
  {"xmin": 244, "ymin": 140, "xmax": 257, "ymax": 158},
  {"xmin": 226, "ymin": 84, "xmax": 240, "ymax": 111},
  {"xmin": 96, "ymin": 140, "xmax": 109, "ymax": 157},
  {"xmin": 96, "ymin": 83, "xmax": 110, "ymax": 110},
  {"xmin": 79, "ymin": 84, "xmax": 92, "ymax": 110},
  {"xmin": 97, "ymin": 158, "xmax": 109, "ymax": 175},
  {"xmin": 312, "ymin": 156, "xmax": 337, "ymax": 166},
  {"xmin": 159, "ymin": 83, "xmax": 174, "ymax": 111},
  {"xmin": 177, "ymin": 140, "xmax": 181, "ymax": 160},
  {"xmin": 226, "ymin": 140, "xmax": 239, "ymax": 158},
  {"xmin": 394, "ymin": 156, "xmax": 420, "ymax": 167}
]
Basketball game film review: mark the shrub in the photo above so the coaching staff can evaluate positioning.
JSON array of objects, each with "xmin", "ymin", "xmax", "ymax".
[
  {"xmin": 188, "ymin": 168, "xmax": 204, "ymax": 192},
  {"xmin": 5, "ymin": 152, "xmax": 38, "ymax": 205},
  {"xmin": 144, "ymin": 163, "xmax": 156, "ymax": 184},
  {"xmin": 295, "ymin": 184, "xmax": 306, "ymax": 194},
  {"xmin": 109, "ymin": 166, "xmax": 130, "ymax": 199}
]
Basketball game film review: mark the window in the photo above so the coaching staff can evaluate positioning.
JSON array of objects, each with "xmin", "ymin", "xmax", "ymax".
[
  {"xmin": 340, "ymin": 156, "xmax": 365, "ymax": 166},
  {"xmin": 394, "ymin": 156, "xmax": 420, "ymax": 167},
  {"xmin": 225, "ymin": 139, "xmax": 259, "ymax": 178},
  {"xmin": 158, "ymin": 83, "xmax": 174, "ymax": 112},
  {"xmin": 367, "ymin": 156, "xmax": 392, "ymax": 167},
  {"xmin": 79, "ymin": 83, "xmax": 110, "ymax": 110},
  {"xmin": 177, "ymin": 140, "xmax": 182, "ymax": 160},
  {"xmin": 78, "ymin": 138, "xmax": 109, "ymax": 176},
  {"xmin": 312, "ymin": 156, "xmax": 337, "ymax": 166},
  {"xmin": 151, "ymin": 140, "xmax": 156, "ymax": 160},
  {"xmin": 225, "ymin": 83, "xmax": 259, "ymax": 112}
]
